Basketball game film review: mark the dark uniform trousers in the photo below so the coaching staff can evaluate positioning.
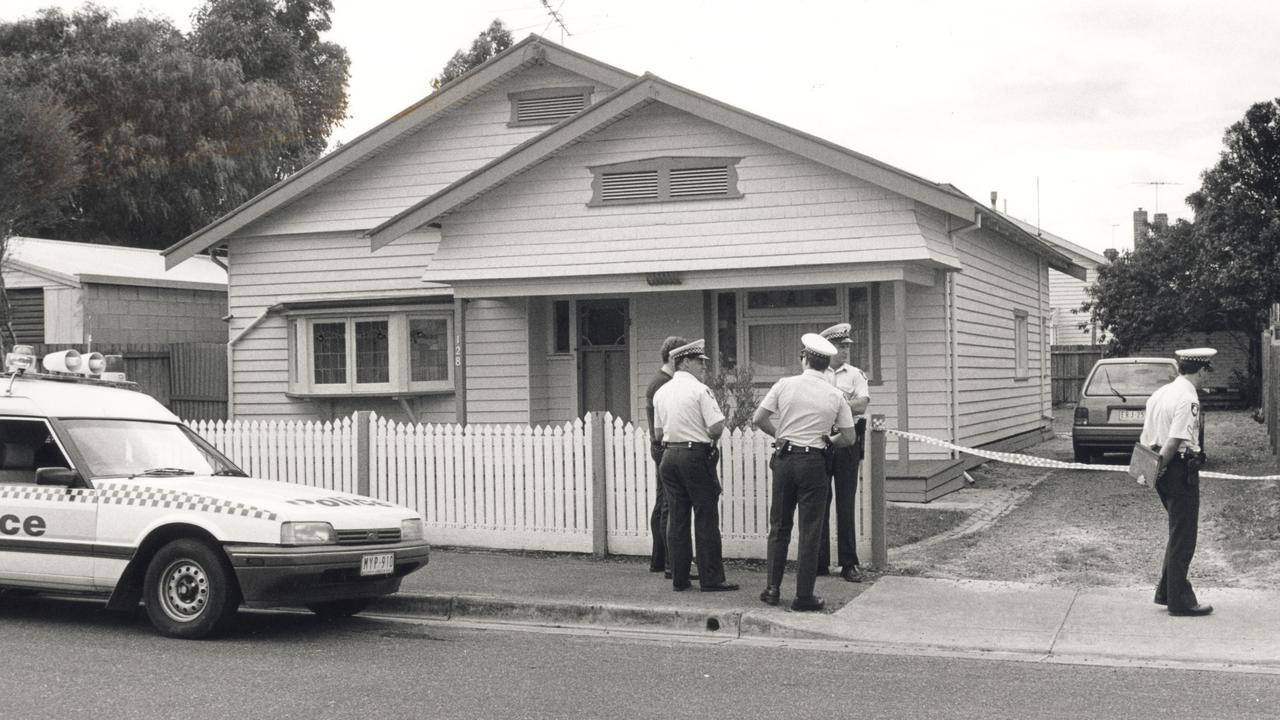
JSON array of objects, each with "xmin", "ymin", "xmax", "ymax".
[
  {"xmin": 766, "ymin": 451, "xmax": 829, "ymax": 598},
  {"xmin": 649, "ymin": 445, "xmax": 669, "ymax": 571},
  {"xmin": 818, "ymin": 439, "xmax": 862, "ymax": 570},
  {"xmin": 660, "ymin": 447, "xmax": 727, "ymax": 587},
  {"xmin": 1155, "ymin": 455, "xmax": 1200, "ymax": 610}
]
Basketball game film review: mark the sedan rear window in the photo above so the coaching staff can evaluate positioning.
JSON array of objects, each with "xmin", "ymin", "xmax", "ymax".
[{"xmin": 1084, "ymin": 363, "xmax": 1177, "ymax": 397}]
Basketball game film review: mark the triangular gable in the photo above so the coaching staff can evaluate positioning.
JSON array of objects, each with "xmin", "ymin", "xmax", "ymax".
[
  {"xmin": 366, "ymin": 74, "xmax": 981, "ymax": 248},
  {"xmin": 162, "ymin": 35, "xmax": 636, "ymax": 269}
]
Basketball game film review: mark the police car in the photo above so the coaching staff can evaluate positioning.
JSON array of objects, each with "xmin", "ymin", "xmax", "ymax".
[{"xmin": 0, "ymin": 346, "xmax": 429, "ymax": 639}]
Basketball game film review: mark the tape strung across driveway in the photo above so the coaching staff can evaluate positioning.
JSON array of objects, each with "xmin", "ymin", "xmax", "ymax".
[{"xmin": 878, "ymin": 425, "xmax": 1280, "ymax": 481}]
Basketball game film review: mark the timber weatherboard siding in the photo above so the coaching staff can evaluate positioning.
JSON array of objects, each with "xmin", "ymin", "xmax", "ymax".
[
  {"xmin": 952, "ymin": 226, "xmax": 1049, "ymax": 448},
  {"xmin": 425, "ymin": 104, "xmax": 950, "ymax": 280},
  {"xmin": 245, "ymin": 66, "xmax": 617, "ymax": 238}
]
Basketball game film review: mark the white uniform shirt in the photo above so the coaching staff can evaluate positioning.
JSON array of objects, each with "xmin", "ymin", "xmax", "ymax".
[
  {"xmin": 653, "ymin": 370, "xmax": 725, "ymax": 443},
  {"xmin": 1139, "ymin": 375, "xmax": 1201, "ymax": 452},
  {"xmin": 759, "ymin": 369, "xmax": 856, "ymax": 448},
  {"xmin": 825, "ymin": 363, "xmax": 870, "ymax": 420}
]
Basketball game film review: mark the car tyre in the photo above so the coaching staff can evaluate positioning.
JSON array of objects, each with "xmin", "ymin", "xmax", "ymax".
[
  {"xmin": 306, "ymin": 598, "xmax": 372, "ymax": 620},
  {"xmin": 143, "ymin": 539, "xmax": 240, "ymax": 639}
]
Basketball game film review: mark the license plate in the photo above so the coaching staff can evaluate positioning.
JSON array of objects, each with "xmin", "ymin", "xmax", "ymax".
[
  {"xmin": 1110, "ymin": 409, "xmax": 1145, "ymax": 423},
  {"xmin": 360, "ymin": 553, "xmax": 395, "ymax": 576}
]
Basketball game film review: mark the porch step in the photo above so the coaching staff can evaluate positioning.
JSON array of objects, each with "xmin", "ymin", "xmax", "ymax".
[{"xmin": 885, "ymin": 458, "xmax": 966, "ymax": 503}]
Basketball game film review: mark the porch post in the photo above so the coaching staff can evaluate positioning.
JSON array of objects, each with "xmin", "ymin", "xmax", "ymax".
[
  {"xmin": 894, "ymin": 279, "xmax": 909, "ymax": 471},
  {"xmin": 454, "ymin": 297, "xmax": 467, "ymax": 425}
]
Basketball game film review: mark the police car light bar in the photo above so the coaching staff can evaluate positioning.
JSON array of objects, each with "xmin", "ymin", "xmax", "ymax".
[
  {"xmin": 4, "ymin": 345, "xmax": 36, "ymax": 374},
  {"xmin": 101, "ymin": 354, "xmax": 127, "ymax": 382},
  {"xmin": 43, "ymin": 349, "xmax": 83, "ymax": 374}
]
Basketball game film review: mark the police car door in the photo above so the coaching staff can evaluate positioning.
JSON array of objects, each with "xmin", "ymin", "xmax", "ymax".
[{"xmin": 0, "ymin": 417, "xmax": 97, "ymax": 589}]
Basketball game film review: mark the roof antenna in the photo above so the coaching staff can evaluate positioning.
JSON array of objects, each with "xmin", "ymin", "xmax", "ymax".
[
  {"xmin": 1131, "ymin": 180, "xmax": 1182, "ymax": 212},
  {"xmin": 540, "ymin": 0, "xmax": 571, "ymax": 43}
]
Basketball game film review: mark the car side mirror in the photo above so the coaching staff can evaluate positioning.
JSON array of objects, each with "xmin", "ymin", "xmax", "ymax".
[{"xmin": 36, "ymin": 467, "xmax": 84, "ymax": 488}]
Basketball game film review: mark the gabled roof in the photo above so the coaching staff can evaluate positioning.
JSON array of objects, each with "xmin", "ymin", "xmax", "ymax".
[
  {"xmin": 161, "ymin": 35, "xmax": 636, "ymax": 269},
  {"xmin": 5, "ymin": 237, "xmax": 226, "ymax": 290},
  {"xmin": 365, "ymin": 73, "xmax": 981, "ymax": 248},
  {"xmin": 973, "ymin": 210, "xmax": 1088, "ymax": 280}
]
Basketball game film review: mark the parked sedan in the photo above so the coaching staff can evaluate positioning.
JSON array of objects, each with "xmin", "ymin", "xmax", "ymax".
[{"xmin": 1072, "ymin": 357, "xmax": 1202, "ymax": 462}]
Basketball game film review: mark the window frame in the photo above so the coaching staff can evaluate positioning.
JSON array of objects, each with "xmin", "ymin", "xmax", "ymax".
[
  {"xmin": 287, "ymin": 307, "xmax": 455, "ymax": 397},
  {"xmin": 587, "ymin": 156, "xmax": 744, "ymax": 207},
  {"xmin": 715, "ymin": 284, "xmax": 881, "ymax": 386},
  {"xmin": 1013, "ymin": 309, "xmax": 1030, "ymax": 380}
]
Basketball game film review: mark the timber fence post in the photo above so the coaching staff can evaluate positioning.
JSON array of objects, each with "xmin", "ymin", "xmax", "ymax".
[
  {"xmin": 869, "ymin": 413, "xmax": 888, "ymax": 569},
  {"xmin": 590, "ymin": 412, "xmax": 608, "ymax": 558},
  {"xmin": 355, "ymin": 411, "xmax": 372, "ymax": 497}
]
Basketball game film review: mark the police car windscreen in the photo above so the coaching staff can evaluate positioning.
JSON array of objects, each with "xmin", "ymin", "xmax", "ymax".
[
  {"xmin": 1084, "ymin": 363, "xmax": 1178, "ymax": 397},
  {"xmin": 57, "ymin": 419, "xmax": 241, "ymax": 478}
]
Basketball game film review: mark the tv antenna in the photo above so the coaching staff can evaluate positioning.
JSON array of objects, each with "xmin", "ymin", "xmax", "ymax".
[
  {"xmin": 1131, "ymin": 181, "xmax": 1182, "ymax": 212},
  {"xmin": 540, "ymin": 0, "xmax": 571, "ymax": 42}
]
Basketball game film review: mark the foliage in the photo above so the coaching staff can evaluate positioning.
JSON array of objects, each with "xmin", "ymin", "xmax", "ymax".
[
  {"xmin": 1085, "ymin": 98, "xmax": 1280, "ymax": 402},
  {"xmin": 0, "ymin": 2, "xmax": 348, "ymax": 248},
  {"xmin": 709, "ymin": 365, "xmax": 759, "ymax": 430},
  {"xmin": 191, "ymin": 0, "xmax": 350, "ymax": 172},
  {"xmin": 0, "ymin": 82, "xmax": 84, "ymax": 350},
  {"xmin": 431, "ymin": 19, "xmax": 513, "ymax": 90}
]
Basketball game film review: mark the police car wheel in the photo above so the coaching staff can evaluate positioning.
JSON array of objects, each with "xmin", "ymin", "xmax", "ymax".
[
  {"xmin": 143, "ymin": 539, "xmax": 239, "ymax": 639},
  {"xmin": 306, "ymin": 598, "xmax": 372, "ymax": 620}
]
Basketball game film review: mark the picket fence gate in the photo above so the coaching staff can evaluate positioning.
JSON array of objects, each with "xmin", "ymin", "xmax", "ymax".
[{"xmin": 187, "ymin": 412, "xmax": 880, "ymax": 562}]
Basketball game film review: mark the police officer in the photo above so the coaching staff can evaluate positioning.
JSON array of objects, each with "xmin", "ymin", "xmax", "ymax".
[
  {"xmin": 752, "ymin": 333, "xmax": 858, "ymax": 611},
  {"xmin": 1139, "ymin": 347, "xmax": 1215, "ymax": 617},
  {"xmin": 645, "ymin": 335, "xmax": 687, "ymax": 578},
  {"xmin": 652, "ymin": 339, "xmax": 738, "ymax": 592},
  {"xmin": 817, "ymin": 322, "xmax": 870, "ymax": 583}
]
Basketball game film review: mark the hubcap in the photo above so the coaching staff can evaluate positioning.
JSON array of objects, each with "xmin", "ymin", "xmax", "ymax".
[{"xmin": 159, "ymin": 559, "xmax": 210, "ymax": 623}]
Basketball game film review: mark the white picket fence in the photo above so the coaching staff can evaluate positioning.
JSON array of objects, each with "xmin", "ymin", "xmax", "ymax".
[{"xmin": 188, "ymin": 413, "xmax": 873, "ymax": 561}]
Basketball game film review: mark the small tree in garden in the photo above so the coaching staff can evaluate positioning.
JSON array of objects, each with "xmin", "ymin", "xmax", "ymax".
[{"xmin": 709, "ymin": 365, "xmax": 758, "ymax": 430}]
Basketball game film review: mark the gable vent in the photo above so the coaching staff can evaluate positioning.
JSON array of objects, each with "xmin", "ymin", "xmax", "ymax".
[
  {"xmin": 669, "ymin": 166, "xmax": 730, "ymax": 197},
  {"xmin": 600, "ymin": 170, "xmax": 660, "ymax": 202},
  {"xmin": 515, "ymin": 94, "xmax": 588, "ymax": 124}
]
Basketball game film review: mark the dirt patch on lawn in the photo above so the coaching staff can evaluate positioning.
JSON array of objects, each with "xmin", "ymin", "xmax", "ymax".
[{"xmin": 887, "ymin": 407, "xmax": 1280, "ymax": 590}]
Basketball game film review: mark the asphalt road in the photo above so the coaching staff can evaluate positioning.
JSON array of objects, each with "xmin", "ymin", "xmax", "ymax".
[{"xmin": 1, "ymin": 596, "xmax": 1277, "ymax": 720}]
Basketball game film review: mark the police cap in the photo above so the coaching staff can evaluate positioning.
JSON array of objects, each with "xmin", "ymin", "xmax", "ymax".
[
  {"xmin": 819, "ymin": 322, "xmax": 853, "ymax": 345},
  {"xmin": 670, "ymin": 339, "xmax": 710, "ymax": 362},
  {"xmin": 1175, "ymin": 347, "xmax": 1216, "ymax": 370},
  {"xmin": 801, "ymin": 333, "xmax": 838, "ymax": 359}
]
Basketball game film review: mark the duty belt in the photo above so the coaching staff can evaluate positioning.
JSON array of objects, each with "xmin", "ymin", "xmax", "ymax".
[
  {"xmin": 662, "ymin": 441, "xmax": 712, "ymax": 449},
  {"xmin": 774, "ymin": 441, "xmax": 822, "ymax": 453}
]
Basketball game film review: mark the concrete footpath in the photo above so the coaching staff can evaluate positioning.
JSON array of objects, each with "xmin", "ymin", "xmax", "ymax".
[{"xmin": 371, "ymin": 548, "xmax": 1280, "ymax": 673}]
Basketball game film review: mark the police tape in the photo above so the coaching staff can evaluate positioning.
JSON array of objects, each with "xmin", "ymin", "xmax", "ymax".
[{"xmin": 877, "ymin": 425, "xmax": 1280, "ymax": 481}]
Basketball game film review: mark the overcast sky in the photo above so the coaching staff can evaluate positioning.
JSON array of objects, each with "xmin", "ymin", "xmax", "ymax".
[{"xmin": 6, "ymin": 0, "xmax": 1279, "ymax": 254}]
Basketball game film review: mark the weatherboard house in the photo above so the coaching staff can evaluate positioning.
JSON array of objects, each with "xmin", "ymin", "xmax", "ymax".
[{"xmin": 164, "ymin": 36, "xmax": 1084, "ymax": 500}]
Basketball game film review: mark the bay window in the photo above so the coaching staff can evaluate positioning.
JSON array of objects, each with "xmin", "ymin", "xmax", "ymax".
[{"xmin": 289, "ymin": 308, "xmax": 454, "ymax": 396}]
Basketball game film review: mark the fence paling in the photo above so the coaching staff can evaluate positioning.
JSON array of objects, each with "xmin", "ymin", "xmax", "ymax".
[{"xmin": 189, "ymin": 411, "xmax": 868, "ymax": 560}]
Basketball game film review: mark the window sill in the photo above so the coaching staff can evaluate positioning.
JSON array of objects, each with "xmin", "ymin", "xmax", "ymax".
[{"xmin": 286, "ymin": 389, "xmax": 454, "ymax": 399}]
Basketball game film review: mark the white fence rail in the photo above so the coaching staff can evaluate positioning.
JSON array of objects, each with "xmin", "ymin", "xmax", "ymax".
[{"xmin": 189, "ymin": 412, "xmax": 876, "ymax": 561}]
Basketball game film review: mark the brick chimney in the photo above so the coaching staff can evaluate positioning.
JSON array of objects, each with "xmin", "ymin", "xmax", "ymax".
[
  {"xmin": 990, "ymin": 191, "xmax": 998, "ymax": 210},
  {"xmin": 1153, "ymin": 213, "xmax": 1168, "ymax": 232},
  {"xmin": 1133, "ymin": 208, "xmax": 1150, "ymax": 246}
]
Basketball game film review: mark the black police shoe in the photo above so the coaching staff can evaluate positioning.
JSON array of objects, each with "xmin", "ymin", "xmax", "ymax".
[
  {"xmin": 759, "ymin": 586, "xmax": 780, "ymax": 606},
  {"xmin": 672, "ymin": 580, "xmax": 692, "ymax": 592},
  {"xmin": 840, "ymin": 566, "xmax": 864, "ymax": 583},
  {"xmin": 1168, "ymin": 604, "xmax": 1213, "ymax": 617},
  {"xmin": 791, "ymin": 595, "xmax": 825, "ymax": 612},
  {"xmin": 700, "ymin": 582, "xmax": 739, "ymax": 592}
]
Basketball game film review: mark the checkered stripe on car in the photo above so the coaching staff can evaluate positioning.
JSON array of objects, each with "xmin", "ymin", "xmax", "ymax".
[
  {"xmin": 95, "ymin": 482, "xmax": 278, "ymax": 520},
  {"xmin": 0, "ymin": 486, "xmax": 94, "ymax": 503}
]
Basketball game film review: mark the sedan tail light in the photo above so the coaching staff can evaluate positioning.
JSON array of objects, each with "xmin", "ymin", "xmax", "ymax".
[{"xmin": 1074, "ymin": 406, "xmax": 1090, "ymax": 425}]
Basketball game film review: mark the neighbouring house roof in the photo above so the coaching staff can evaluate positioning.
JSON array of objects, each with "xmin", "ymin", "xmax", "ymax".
[
  {"xmin": 361, "ymin": 72, "xmax": 1083, "ymax": 283},
  {"xmin": 4, "ymin": 237, "xmax": 226, "ymax": 291},
  {"xmin": 161, "ymin": 35, "xmax": 636, "ymax": 269},
  {"xmin": 1001, "ymin": 213, "xmax": 1107, "ymax": 272}
]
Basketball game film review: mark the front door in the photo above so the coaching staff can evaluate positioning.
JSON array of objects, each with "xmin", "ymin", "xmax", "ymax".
[{"xmin": 577, "ymin": 299, "xmax": 630, "ymax": 420}]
